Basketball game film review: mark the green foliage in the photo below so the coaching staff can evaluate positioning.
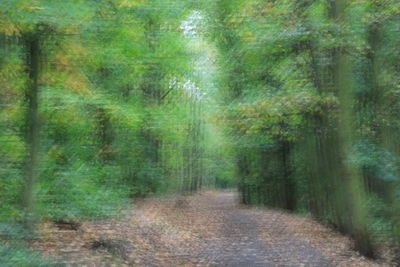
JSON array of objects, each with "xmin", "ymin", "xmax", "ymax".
[
  {"xmin": 0, "ymin": 243, "xmax": 51, "ymax": 267},
  {"xmin": 37, "ymin": 162, "xmax": 129, "ymax": 220}
]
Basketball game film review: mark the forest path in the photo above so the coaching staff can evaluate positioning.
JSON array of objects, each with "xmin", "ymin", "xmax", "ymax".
[{"xmin": 35, "ymin": 191, "xmax": 385, "ymax": 266}]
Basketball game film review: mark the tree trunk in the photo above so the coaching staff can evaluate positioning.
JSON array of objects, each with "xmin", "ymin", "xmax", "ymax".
[
  {"xmin": 22, "ymin": 31, "xmax": 41, "ymax": 230},
  {"xmin": 331, "ymin": 0, "xmax": 375, "ymax": 257}
]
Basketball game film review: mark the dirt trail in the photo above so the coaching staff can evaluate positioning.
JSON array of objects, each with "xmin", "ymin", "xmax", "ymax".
[
  {"xmin": 198, "ymin": 193, "xmax": 329, "ymax": 266},
  {"xmin": 34, "ymin": 191, "xmax": 391, "ymax": 266}
]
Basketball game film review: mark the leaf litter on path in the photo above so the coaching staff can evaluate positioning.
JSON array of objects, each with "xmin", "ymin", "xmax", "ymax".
[{"xmin": 33, "ymin": 191, "xmax": 395, "ymax": 266}]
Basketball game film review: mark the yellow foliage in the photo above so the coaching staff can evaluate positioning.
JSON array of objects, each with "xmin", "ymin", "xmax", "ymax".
[
  {"xmin": 55, "ymin": 52, "xmax": 69, "ymax": 67},
  {"xmin": 0, "ymin": 22, "xmax": 21, "ymax": 36},
  {"xmin": 119, "ymin": 0, "xmax": 146, "ymax": 8},
  {"xmin": 20, "ymin": 5, "xmax": 44, "ymax": 11},
  {"xmin": 66, "ymin": 74, "xmax": 92, "ymax": 96}
]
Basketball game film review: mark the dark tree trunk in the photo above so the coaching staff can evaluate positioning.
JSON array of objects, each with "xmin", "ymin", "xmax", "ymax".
[
  {"xmin": 281, "ymin": 141, "xmax": 295, "ymax": 210},
  {"xmin": 96, "ymin": 108, "xmax": 115, "ymax": 162},
  {"xmin": 22, "ymin": 31, "xmax": 41, "ymax": 230}
]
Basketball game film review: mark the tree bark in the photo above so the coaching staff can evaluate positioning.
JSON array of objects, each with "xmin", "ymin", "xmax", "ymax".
[{"xmin": 22, "ymin": 31, "xmax": 41, "ymax": 230}]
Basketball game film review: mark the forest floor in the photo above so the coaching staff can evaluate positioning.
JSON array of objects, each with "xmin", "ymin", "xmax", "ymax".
[{"xmin": 33, "ymin": 191, "xmax": 394, "ymax": 266}]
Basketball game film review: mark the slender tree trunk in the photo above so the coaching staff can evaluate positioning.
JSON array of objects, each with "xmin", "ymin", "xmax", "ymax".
[
  {"xmin": 22, "ymin": 31, "xmax": 41, "ymax": 230},
  {"xmin": 281, "ymin": 141, "xmax": 295, "ymax": 210}
]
